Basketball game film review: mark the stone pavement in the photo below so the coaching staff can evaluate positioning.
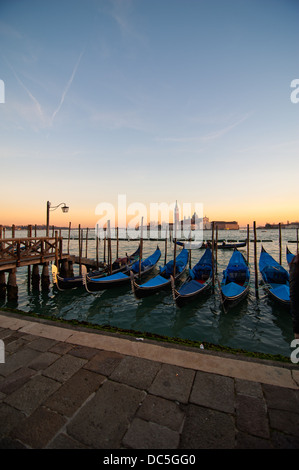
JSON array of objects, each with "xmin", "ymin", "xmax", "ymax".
[{"xmin": 0, "ymin": 310, "xmax": 299, "ymax": 450}]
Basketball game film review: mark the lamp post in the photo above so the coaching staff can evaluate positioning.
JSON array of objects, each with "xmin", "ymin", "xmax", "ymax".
[{"xmin": 46, "ymin": 201, "xmax": 69, "ymax": 236}]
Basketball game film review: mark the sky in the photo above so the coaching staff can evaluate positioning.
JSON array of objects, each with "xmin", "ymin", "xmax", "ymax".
[{"xmin": 0, "ymin": 0, "xmax": 299, "ymax": 229}]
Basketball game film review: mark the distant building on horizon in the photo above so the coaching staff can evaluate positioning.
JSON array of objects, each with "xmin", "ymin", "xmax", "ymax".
[
  {"xmin": 213, "ymin": 220, "xmax": 239, "ymax": 230},
  {"xmin": 265, "ymin": 221, "xmax": 299, "ymax": 229}
]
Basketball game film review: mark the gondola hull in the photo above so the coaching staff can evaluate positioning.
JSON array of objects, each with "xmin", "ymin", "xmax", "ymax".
[
  {"xmin": 220, "ymin": 281, "xmax": 250, "ymax": 306},
  {"xmin": 52, "ymin": 246, "xmax": 140, "ymax": 290},
  {"xmin": 84, "ymin": 247, "xmax": 161, "ymax": 292},
  {"xmin": 286, "ymin": 247, "xmax": 295, "ymax": 266},
  {"xmin": 220, "ymin": 249, "xmax": 250, "ymax": 307},
  {"xmin": 172, "ymin": 277, "xmax": 212, "ymax": 307},
  {"xmin": 259, "ymin": 246, "xmax": 290, "ymax": 305},
  {"xmin": 176, "ymin": 241, "xmax": 246, "ymax": 250},
  {"xmin": 172, "ymin": 248, "xmax": 213, "ymax": 307},
  {"xmin": 131, "ymin": 249, "xmax": 189, "ymax": 299},
  {"xmin": 56, "ymin": 274, "xmax": 88, "ymax": 290}
]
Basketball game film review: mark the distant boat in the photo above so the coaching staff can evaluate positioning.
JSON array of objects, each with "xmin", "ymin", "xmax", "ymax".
[
  {"xmin": 286, "ymin": 246, "xmax": 295, "ymax": 266},
  {"xmin": 219, "ymin": 249, "xmax": 250, "ymax": 307},
  {"xmin": 172, "ymin": 248, "xmax": 213, "ymax": 307},
  {"xmin": 52, "ymin": 245, "xmax": 140, "ymax": 290},
  {"xmin": 259, "ymin": 246, "xmax": 290, "ymax": 305},
  {"xmin": 83, "ymin": 247, "xmax": 161, "ymax": 292},
  {"xmin": 131, "ymin": 249, "xmax": 189, "ymax": 299},
  {"xmin": 175, "ymin": 240, "xmax": 247, "ymax": 250}
]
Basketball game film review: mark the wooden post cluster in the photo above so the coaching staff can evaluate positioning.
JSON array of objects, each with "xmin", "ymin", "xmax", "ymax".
[{"xmin": 0, "ymin": 226, "xmax": 66, "ymax": 299}]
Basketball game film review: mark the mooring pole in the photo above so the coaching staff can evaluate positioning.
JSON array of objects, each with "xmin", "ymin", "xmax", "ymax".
[
  {"xmin": 247, "ymin": 223, "xmax": 250, "ymax": 263},
  {"xmin": 279, "ymin": 223, "xmax": 282, "ymax": 265},
  {"xmin": 253, "ymin": 221, "xmax": 259, "ymax": 298},
  {"xmin": 211, "ymin": 222, "xmax": 215, "ymax": 289}
]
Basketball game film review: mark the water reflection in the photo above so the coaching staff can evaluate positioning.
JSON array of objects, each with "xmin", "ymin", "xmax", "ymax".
[{"xmin": 0, "ymin": 228, "xmax": 295, "ymax": 357}]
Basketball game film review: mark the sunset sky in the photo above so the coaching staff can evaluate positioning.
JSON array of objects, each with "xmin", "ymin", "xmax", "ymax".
[{"xmin": 1, "ymin": 0, "xmax": 299, "ymax": 229}]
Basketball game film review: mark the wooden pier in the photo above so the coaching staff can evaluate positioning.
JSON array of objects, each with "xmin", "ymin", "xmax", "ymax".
[
  {"xmin": 0, "ymin": 233, "xmax": 72, "ymax": 300},
  {"xmin": 0, "ymin": 234, "xmax": 67, "ymax": 271}
]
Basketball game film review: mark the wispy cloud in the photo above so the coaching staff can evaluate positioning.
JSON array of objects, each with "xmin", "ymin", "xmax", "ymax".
[
  {"xmin": 90, "ymin": 109, "xmax": 145, "ymax": 131},
  {"xmin": 156, "ymin": 113, "xmax": 252, "ymax": 144},
  {"xmin": 109, "ymin": 0, "xmax": 147, "ymax": 46},
  {"xmin": 3, "ymin": 50, "xmax": 84, "ymax": 129},
  {"xmin": 3, "ymin": 55, "xmax": 46, "ymax": 126},
  {"xmin": 50, "ymin": 50, "xmax": 84, "ymax": 125}
]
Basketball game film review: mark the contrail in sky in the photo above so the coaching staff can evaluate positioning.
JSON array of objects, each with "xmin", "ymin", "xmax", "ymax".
[
  {"xmin": 2, "ymin": 54, "xmax": 44, "ymax": 122},
  {"xmin": 51, "ymin": 50, "xmax": 84, "ymax": 125}
]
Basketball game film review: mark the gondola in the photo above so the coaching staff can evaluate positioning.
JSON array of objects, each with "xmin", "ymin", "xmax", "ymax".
[
  {"xmin": 175, "ymin": 240, "xmax": 246, "ymax": 250},
  {"xmin": 171, "ymin": 248, "xmax": 213, "ymax": 307},
  {"xmin": 83, "ymin": 246, "xmax": 161, "ymax": 292},
  {"xmin": 286, "ymin": 246, "xmax": 295, "ymax": 266},
  {"xmin": 52, "ymin": 246, "xmax": 140, "ymax": 290},
  {"xmin": 131, "ymin": 249, "xmax": 189, "ymax": 299},
  {"xmin": 219, "ymin": 249, "xmax": 250, "ymax": 307},
  {"xmin": 259, "ymin": 246, "xmax": 290, "ymax": 305}
]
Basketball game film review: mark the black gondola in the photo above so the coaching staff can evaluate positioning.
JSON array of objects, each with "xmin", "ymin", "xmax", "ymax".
[
  {"xmin": 83, "ymin": 246, "xmax": 161, "ymax": 292},
  {"xmin": 52, "ymin": 245, "xmax": 140, "ymax": 290}
]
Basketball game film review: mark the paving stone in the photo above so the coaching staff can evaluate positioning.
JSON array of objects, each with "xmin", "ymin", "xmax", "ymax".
[
  {"xmin": 0, "ymin": 367, "xmax": 36, "ymax": 394},
  {"xmin": 268, "ymin": 408, "xmax": 299, "ymax": 437},
  {"xmin": 190, "ymin": 370, "xmax": 235, "ymax": 413},
  {"xmin": 1, "ymin": 332, "xmax": 22, "ymax": 345},
  {"xmin": 0, "ymin": 403, "xmax": 26, "ymax": 436},
  {"xmin": 0, "ymin": 329, "xmax": 14, "ymax": 340},
  {"xmin": 122, "ymin": 417, "xmax": 180, "ymax": 449},
  {"xmin": 45, "ymin": 369, "xmax": 106, "ymax": 417},
  {"xmin": 236, "ymin": 431, "xmax": 273, "ymax": 449},
  {"xmin": 28, "ymin": 351, "xmax": 60, "ymax": 371},
  {"xmin": 263, "ymin": 383, "xmax": 299, "ymax": 413},
  {"xmin": 236, "ymin": 394, "xmax": 269, "ymax": 439},
  {"xmin": 270, "ymin": 430, "xmax": 299, "ymax": 449},
  {"xmin": 5, "ymin": 337, "xmax": 30, "ymax": 354},
  {"xmin": 0, "ymin": 348, "xmax": 38, "ymax": 377},
  {"xmin": 19, "ymin": 333, "xmax": 40, "ymax": 343},
  {"xmin": 10, "ymin": 406, "xmax": 66, "ymax": 448},
  {"xmin": 67, "ymin": 345, "xmax": 99, "ymax": 360},
  {"xmin": 83, "ymin": 350, "xmax": 124, "ymax": 376},
  {"xmin": 148, "ymin": 363, "xmax": 195, "ymax": 404},
  {"xmin": 67, "ymin": 380, "xmax": 146, "ymax": 449},
  {"xmin": 235, "ymin": 378, "xmax": 263, "ymax": 399},
  {"xmin": 26, "ymin": 337, "xmax": 58, "ymax": 352},
  {"xmin": 47, "ymin": 433, "xmax": 89, "ymax": 449},
  {"xmin": 48, "ymin": 342, "xmax": 74, "ymax": 355},
  {"xmin": 180, "ymin": 404, "xmax": 235, "ymax": 449},
  {"xmin": 137, "ymin": 394, "xmax": 185, "ymax": 432},
  {"xmin": 42, "ymin": 354, "xmax": 87, "ymax": 382},
  {"xmin": 0, "ymin": 437, "xmax": 27, "ymax": 449},
  {"xmin": 4, "ymin": 375, "xmax": 61, "ymax": 415},
  {"xmin": 109, "ymin": 356, "xmax": 160, "ymax": 390},
  {"xmin": 293, "ymin": 370, "xmax": 299, "ymax": 387}
]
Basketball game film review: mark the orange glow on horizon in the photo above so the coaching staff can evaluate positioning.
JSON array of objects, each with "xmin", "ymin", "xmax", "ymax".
[{"xmin": 1, "ymin": 205, "xmax": 298, "ymax": 230}]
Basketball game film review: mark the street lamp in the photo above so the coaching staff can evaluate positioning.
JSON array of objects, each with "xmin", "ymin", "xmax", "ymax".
[{"xmin": 46, "ymin": 201, "xmax": 69, "ymax": 236}]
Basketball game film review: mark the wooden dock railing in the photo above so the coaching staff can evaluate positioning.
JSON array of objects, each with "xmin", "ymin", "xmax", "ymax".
[{"xmin": 0, "ymin": 235, "xmax": 65, "ymax": 271}]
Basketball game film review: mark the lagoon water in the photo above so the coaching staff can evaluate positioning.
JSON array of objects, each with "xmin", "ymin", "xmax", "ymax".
[{"xmin": 0, "ymin": 228, "xmax": 297, "ymax": 358}]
